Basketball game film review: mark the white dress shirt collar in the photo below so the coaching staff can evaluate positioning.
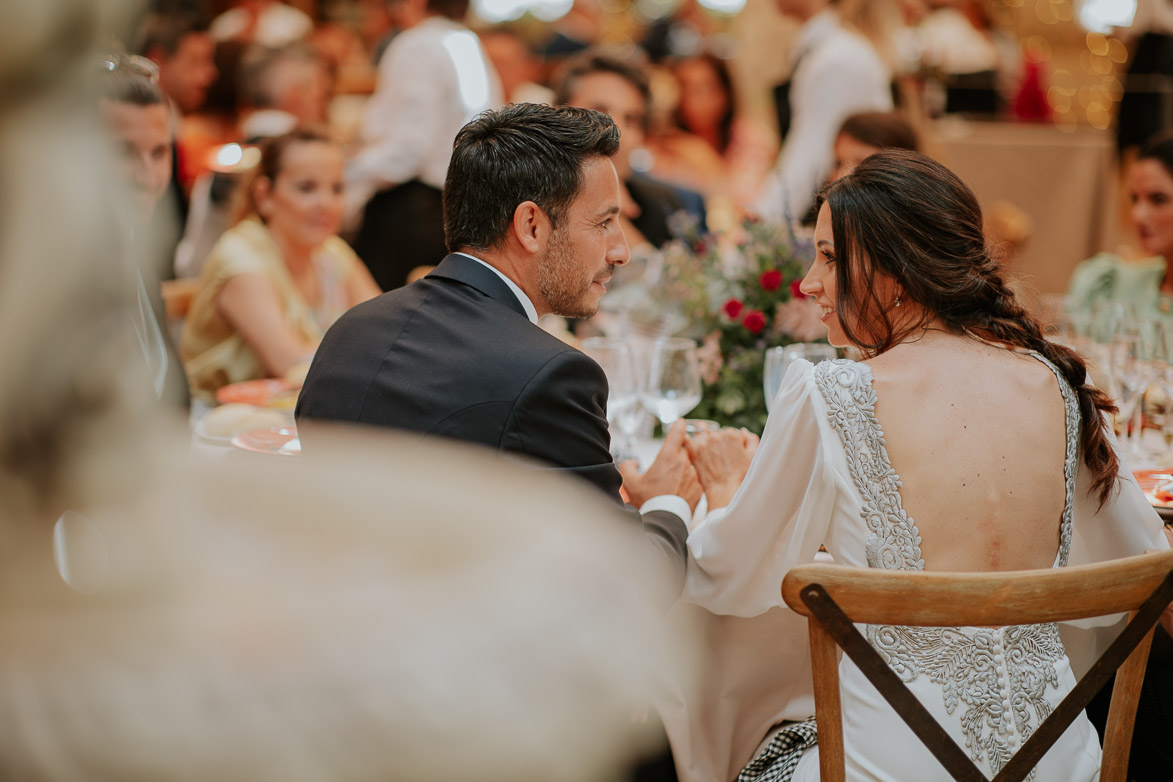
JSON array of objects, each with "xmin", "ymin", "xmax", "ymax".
[{"xmin": 454, "ymin": 252, "xmax": 539, "ymax": 324}]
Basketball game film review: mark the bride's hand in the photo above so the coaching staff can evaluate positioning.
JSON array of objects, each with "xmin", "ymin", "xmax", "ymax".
[{"xmin": 685, "ymin": 427, "xmax": 759, "ymax": 511}]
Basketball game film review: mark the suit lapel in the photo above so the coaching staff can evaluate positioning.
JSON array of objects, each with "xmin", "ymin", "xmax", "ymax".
[{"xmin": 427, "ymin": 254, "xmax": 529, "ymax": 319}]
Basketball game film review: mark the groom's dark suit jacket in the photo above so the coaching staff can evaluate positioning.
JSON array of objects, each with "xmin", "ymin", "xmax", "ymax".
[{"xmin": 296, "ymin": 253, "xmax": 687, "ymax": 565}]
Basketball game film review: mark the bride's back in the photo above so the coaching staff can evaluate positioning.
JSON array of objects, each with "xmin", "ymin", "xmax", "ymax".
[{"xmin": 867, "ymin": 336, "xmax": 1070, "ymax": 573}]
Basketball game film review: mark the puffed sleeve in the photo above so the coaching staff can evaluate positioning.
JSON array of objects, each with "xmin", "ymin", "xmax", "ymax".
[
  {"xmin": 1065, "ymin": 252, "xmax": 1120, "ymax": 316},
  {"xmin": 1069, "ymin": 425, "xmax": 1168, "ymax": 568},
  {"xmin": 1060, "ymin": 420, "xmax": 1169, "ymax": 675},
  {"xmin": 684, "ymin": 359, "xmax": 838, "ymax": 617}
]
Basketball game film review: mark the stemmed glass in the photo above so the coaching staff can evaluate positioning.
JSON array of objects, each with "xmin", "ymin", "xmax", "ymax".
[
  {"xmin": 1108, "ymin": 316, "xmax": 1172, "ymax": 462},
  {"xmin": 764, "ymin": 343, "xmax": 837, "ymax": 412},
  {"xmin": 581, "ymin": 337, "xmax": 642, "ymax": 461},
  {"xmin": 1127, "ymin": 319, "xmax": 1173, "ymax": 462},
  {"xmin": 641, "ymin": 337, "xmax": 702, "ymax": 429}
]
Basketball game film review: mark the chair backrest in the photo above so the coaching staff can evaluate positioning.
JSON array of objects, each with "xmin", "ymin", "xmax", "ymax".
[{"xmin": 780, "ymin": 550, "xmax": 1173, "ymax": 782}]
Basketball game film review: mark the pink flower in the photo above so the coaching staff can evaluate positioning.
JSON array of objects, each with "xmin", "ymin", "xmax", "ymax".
[
  {"xmin": 697, "ymin": 330, "xmax": 723, "ymax": 385},
  {"xmin": 760, "ymin": 269, "xmax": 783, "ymax": 292},
  {"xmin": 723, "ymin": 298, "xmax": 744, "ymax": 319},
  {"xmin": 790, "ymin": 279, "xmax": 805, "ymax": 299},
  {"xmin": 742, "ymin": 309, "xmax": 767, "ymax": 334},
  {"xmin": 774, "ymin": 297, "xmax": 827, "ymax": 343}
]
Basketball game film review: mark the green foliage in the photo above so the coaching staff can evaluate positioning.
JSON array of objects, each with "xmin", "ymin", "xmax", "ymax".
[{"xmin": 658, "ymin": 217, "xmax": 823, "ymax": 434}]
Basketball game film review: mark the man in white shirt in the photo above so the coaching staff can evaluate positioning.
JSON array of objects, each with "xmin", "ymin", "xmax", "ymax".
[
  {"xmin": 347, "ymin": 0, "xmax": 502, "ymax": 291},
  {"xmin": 754, "ymin": 0, "xmax": 893, "ymax": 223}
]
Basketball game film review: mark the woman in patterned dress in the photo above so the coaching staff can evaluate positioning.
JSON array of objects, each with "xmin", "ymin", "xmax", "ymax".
[{"xmin": 681, "ymin": 150, "xmax": 1170, "ymax": 782}]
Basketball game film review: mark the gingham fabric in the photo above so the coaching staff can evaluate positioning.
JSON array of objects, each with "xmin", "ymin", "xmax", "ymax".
[{"xmin": 736, "ymin": 719, "xmax": 818, "ymax": 782}]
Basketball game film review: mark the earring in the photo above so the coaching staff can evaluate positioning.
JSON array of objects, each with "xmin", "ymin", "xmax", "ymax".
[{"xmin": 894, "ymin": 295, "xmax": 902, "ymax": 308}]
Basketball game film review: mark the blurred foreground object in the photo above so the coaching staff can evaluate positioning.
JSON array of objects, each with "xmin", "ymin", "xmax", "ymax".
[
  {"xmin": 0, "ymin": 2, "xmax": 690, "ymax": 779},
  {"xmin": 2, "ymin": 428, "xmax": 685, "ymax": 782}
]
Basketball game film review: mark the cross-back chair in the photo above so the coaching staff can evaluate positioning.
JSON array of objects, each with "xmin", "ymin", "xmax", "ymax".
[{"xmin": 780, "ymin": 549, "xmax": 1173, "ymax": 782}]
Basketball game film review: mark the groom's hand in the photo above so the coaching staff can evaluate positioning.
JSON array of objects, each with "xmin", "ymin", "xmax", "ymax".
[{"xmin": 618, "ymin": 420, "xmax": 702, "ymax": 512}]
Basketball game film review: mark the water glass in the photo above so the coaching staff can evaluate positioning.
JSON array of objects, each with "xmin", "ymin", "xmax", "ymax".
[
  {"xmin": 581, "ymin": 336, "xmax": 641, "ymax": 460},
  {"xmin": 641, "ymin": 338, "xmax": 702, "ymax": 427}
]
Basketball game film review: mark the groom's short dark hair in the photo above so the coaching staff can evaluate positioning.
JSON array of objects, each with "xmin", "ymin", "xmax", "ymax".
[{"xmin": 443, "ymin": 103, "xmax": 619, "ymax": 252}]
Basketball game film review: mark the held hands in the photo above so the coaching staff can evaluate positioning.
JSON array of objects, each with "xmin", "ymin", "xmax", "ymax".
[
  {"xmin": 684, "ymin": 427, "xmax": 759, "ymax": 511},
  {"xmin": 619, "ymin": 420, "xmax": 703, "ymax": 512}
]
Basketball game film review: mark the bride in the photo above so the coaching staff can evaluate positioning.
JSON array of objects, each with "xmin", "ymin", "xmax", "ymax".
[{"xmin": 682, "ymin": 150, "xmax": 1170, "ymax": 782}]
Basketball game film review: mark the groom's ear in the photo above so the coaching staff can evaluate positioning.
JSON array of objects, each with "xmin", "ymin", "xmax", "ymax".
[{"xmin": 510, "ymin": 200, "xmax": 549, "ymax": 255}]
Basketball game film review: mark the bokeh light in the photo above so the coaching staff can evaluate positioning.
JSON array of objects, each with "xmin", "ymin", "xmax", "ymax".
[
  {"xmin": 1076, "ymin": 0, "xmax": 1137, "ymax": 33},
  {"xmin": 215, "ymin": 143, "xmax": 243, "ymax": 168},
  {"xmin": 697, "ymin": 0, "xmax": 746, "ymax": 13},
  {"xmin": 474, "ymin": 0, "xmax": 573, "ymax": 23}
]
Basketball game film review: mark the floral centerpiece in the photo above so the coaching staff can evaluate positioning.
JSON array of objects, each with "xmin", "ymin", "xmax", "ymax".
[{"xmin": 653, "ymin": 216, "xmax": 825, "ymax": 434}]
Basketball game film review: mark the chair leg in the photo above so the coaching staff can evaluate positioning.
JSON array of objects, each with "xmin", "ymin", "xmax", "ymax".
[
  {"xmin": 809, "ymin": 620, "xmax": 845, "ymax": 782},
  {"xmin": 1100, "ymin": 612, "xmax": 1155, "ymax": 782}
]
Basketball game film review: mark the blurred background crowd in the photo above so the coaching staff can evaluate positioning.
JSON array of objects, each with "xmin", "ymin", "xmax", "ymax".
[{"xmin": 97, "ymin": 0, "xmax": 1173, "ymax": 408}]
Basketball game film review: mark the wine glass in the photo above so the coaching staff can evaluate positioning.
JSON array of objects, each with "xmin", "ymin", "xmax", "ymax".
[
  {"xmin": 764, "ymin": 343, "xmax": 837, "ymax": 412},
  {"xmin": 1127, "ymin": 319, "xmax": 1173, "ymax": 462},
  {"xmin": 641, "ymin": 338, "xmax": 702, "ymax": 428},
  {"xmin": 581, "ymin": 337, "xmax": 641, "ymax": 461}
]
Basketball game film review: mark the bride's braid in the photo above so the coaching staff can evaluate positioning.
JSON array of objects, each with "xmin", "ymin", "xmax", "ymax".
[
  {"xmin": 954, "ymin": 257, "xmax": 1119, "ymax": 505},
  {"xmin": 824, "ymin": 150, "xmax": 1120, "ymax": 505}
]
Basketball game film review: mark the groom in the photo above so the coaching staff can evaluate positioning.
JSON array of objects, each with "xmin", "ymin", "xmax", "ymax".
[{"xmin": 296, "ymin": 103, "xmax": 704, "ymax": 578}]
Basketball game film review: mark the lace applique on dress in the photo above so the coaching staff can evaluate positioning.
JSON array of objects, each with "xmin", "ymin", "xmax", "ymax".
[{"xmin": 813, "ymin": 356, "xmax": 1080, "ymax": 778}]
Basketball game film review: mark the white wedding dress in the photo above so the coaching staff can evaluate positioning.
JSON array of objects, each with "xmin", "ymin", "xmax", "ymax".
[{"xmin": 683, "ymin": 355, "xmax": 1169, "ymax": 782}]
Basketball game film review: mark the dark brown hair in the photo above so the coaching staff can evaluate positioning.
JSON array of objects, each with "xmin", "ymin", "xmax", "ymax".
[
  {"xmin": 427, "ymin": 0, "xmax": 470, "ymax": 20},
  {"xmin": 837, "ymin": 112, "xmax": 918, "ymax": 153},
  {"xmin": 234, "ymin": 126, "xmax": 338, "ymax": 224},
  {"xmin": 554, "ymin": 48, "xmax": 651, "ymax": 130},
  {"xmin": 134, "ymin": 11, "xmax": 211, "ymax": 58},
  {"xmin": 823, "ymin": 149, "xmax": 1119, "ymax": 504},
  {"xmin": 671, "ymin": 53, "xmax": 736, "ymax": 155},
  {"xmin": 443, "ymin": 103, "xmax": 618, "ymax": 252},
  {"xmin": 1138, "ymin": 129, "xmax": 1173, "ymax": 179}
]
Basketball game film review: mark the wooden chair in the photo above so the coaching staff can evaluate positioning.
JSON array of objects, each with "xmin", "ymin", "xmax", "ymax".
[{"xmin": 780, "ymin": 550, "xmax": 1173, "ymax": 782}]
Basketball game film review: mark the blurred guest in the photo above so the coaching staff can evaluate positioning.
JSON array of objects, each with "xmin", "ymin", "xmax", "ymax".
[
  {"xmin": 647, "ymin": 52, "xmax": 776, "ymax": 209},
  {"xmin": 539, "ymin": 0, "xmax": 603, "ymax": 60},
  {"xmin": 181, "ymin": 129, "xmax": 379, "ymax": 403},
  {"xmin": 1116, "ymin": 0, "xmax": 1173, "ymax": 156},
  {"xmin": 95, "ymin": 53, "xmax": 190, "ymax": 410},
  {"xmin": 557, "ymin": 48, "xmax": 706, "ymax": 248},
  {"xmin": 348, "ymin": 0, "xmax": 502, "ymax": 291},
  {"xmin": 174, "ymin": 43, "xmax": 330, "ymax": 279},
  {"xmin": 136, "ymin": 10, "xmax": 219, "ymax": 240},
  {"xmin": 137, "ymin": 11, "xmax": 220, "ymax": 118},
  {"xmin": 754, "ymin": 0, "xmax": 897, "ymax": 223},
  {"xmin": 640, "ymin": 0, "xmax": 718, "ymax": 62},
  {"xmin": 828, "ymin": 110, "xmax": 918, "ymax": 181},
  {"xmin": 479, "ymin": 27, "xmax": 555, "ymax": 105},
  {"xmin": 239, "ymin": 43, "xmax": 330, "ymax": 140},
  {"xmin": 917, "ymin": 0, "xmax": 1018, "ymax": 116},
  {"xmin": 373, "ymin": 0, "xmax": 429, "ymax": 65},
  {"xmin": 210, "ymin": 0, "xmax": 313, "ymax": 47},
  {"xmin": 1068, "ymin": 130, "xmax": 1173, "ymax": 321}
]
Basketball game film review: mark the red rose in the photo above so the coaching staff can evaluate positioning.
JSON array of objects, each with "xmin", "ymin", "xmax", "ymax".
[
  {"xmin": 694, "ymin": 237, "xmax": 709, "ymax": 255},
  {"xmin": 742, "ymin": 309, "xmax": 766, "ymax": 334},
  {"xmin": 760, "ymin": 269, "xmax": 783, "ymax": 292},
  {"xmin": 790, "ymin": 279, "xmax": 805, "ymax": 299},
  {"xmin": 723, "ymin": 298, "xmax": 744, "ymax": 319}
]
